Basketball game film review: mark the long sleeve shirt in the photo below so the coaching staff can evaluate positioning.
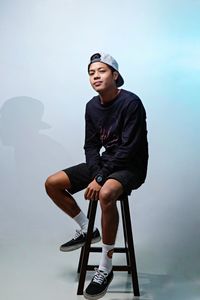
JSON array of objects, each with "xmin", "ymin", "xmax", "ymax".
[{"xmin": 84, "ymin": 89, "xmax": 148, "ymax": 183}]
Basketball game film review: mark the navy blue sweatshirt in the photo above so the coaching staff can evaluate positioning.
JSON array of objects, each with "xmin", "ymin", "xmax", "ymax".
[{"xmin": 84, "ymin": 89, "xmax": 148, "ymax": 183}]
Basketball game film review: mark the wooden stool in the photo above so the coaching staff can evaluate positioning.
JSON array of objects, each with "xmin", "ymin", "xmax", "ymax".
[{"xmin": 77, "ymin": 196, "xmax": 140, "ymax": 296}]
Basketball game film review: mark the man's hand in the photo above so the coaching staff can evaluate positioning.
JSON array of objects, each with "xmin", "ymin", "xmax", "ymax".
[{"xmin": 84, "ymin": 179, "xmax": 102, "ymax": 201}]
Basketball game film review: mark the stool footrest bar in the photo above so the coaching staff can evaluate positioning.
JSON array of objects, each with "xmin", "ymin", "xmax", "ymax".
[
  {"xmin": 86, "ymin": 265, "xmax": 132, "ymax": 271},
  {"xmin": 89, "ymin": 247, "xmax": 128, "ymax": 253}
]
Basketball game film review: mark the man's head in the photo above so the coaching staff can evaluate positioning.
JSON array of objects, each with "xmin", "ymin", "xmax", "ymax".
[{"xmin": 88, "ymin": 53, "xmax": 124, "ymax": 93}]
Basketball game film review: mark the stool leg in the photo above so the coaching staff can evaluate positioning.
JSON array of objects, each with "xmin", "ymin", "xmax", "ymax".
[
  {"xmin": 120, "ymin": 199, "xmax": 131, "ymax": 273},
  {"xmin": 77, "ymin": 200, "xmax": 98, "ymax": 295},
  {"xmin": 122, "ymin": 197, "xmax": 140, "ymax": 296},
  {"xmin": 77, "ymin": 200, "xmax": 93, "ymax": 274}
]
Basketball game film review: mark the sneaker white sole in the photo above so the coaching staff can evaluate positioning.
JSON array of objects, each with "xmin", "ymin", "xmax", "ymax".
[{"xmin": 60, "ymin": 235, "xmax": 101, "ymax": 252}]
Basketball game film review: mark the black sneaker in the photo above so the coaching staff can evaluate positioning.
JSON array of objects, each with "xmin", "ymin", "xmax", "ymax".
[
  {"xmin": 60, "ymin": 228, "xmax": 101, "ymax": 252},
  {"xmin": 84, "ymin": 268, "xmax": 113, "ymax": 300}
]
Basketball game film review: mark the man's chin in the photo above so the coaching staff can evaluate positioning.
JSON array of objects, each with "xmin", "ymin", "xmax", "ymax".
[{"xmin": 92, "ymin": 85, "xmax": 105, "ymax": 93}]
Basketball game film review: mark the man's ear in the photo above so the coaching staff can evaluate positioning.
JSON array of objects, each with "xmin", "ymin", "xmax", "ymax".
[{"xmin": 113, "ymin": 71, "xmax": 119, "ymax": 81}]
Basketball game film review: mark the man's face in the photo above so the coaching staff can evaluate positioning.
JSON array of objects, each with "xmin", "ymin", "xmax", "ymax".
[{"xmin": 88, "ymin": 62, "xmax": 118, "ymax": 93}]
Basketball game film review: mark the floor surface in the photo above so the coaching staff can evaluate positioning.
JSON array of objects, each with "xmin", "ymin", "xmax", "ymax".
[{"xmin": 1, "ymin": 236, "xmax": 200, "ymax": 300}]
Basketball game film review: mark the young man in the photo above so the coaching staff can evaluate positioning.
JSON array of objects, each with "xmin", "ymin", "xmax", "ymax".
[{"xmin": 45, "ymin": 52, "xmax": 148, "ymax": 299}]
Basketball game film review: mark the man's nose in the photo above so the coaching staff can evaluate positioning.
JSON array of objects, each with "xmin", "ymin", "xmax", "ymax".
[{"xmin": 94, "ymin": 72, "xmax": 100, "ymax": 79}]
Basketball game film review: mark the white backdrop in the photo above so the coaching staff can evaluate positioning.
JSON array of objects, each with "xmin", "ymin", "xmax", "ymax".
[{"xmin": 0, "ymin": 0, "xmax": 200, "ymax": 290}]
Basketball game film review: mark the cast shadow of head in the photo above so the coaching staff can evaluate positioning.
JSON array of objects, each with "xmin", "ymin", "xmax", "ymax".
[{"xmin": 0, "ymin": 96, "xmax": 69, "ymax": 238}]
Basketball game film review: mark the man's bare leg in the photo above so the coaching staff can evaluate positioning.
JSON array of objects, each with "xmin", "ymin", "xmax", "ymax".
[
  {"xmin": 99, "ymin": 179, "xmax": 123, "ymax": 244},
  {"xmin": 45, "ymin": 171, "xmax": 81, "ymax": 217},
  {"xmin": 97, "ymin": 179, "xmax": 123, "ymax": 273},
  {"xmin": 45, "ymin": 171, "xmax": 101, "ymax": 251},
  {"xmin": 84, "ymin": 179, "xmax": 123, "ymax": 298}
]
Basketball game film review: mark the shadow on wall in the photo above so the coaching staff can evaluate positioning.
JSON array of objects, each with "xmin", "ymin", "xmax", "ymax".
[{"xmin": 0, "ymin": 96, "xmax": 69, "ymax": 240}]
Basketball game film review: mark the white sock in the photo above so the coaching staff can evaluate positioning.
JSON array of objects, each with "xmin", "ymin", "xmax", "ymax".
[
  {"xmin": 99, "ymin": 243, "xmax": 114, "ymax": 274},
  {"xmin": 73, "ymin": 211, "xmax": 89, "ymax": 233}
]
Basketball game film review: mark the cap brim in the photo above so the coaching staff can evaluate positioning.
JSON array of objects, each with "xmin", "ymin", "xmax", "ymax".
[{"xmin": 116, "ymin": 73, "xmax": 124, "ymax": 87}]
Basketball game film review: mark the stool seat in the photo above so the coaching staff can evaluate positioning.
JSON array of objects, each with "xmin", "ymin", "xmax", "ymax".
[{"xmin": 77, "ymin": 196, "xmax": 140, "ymax": 296}]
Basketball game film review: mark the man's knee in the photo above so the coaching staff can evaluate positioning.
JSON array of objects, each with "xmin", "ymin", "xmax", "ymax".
[
  {"xmin": 99, "ymin": 189, "xmax": 115, "ymax": 212},
  {"xmin": 99, "ymin": 187, "xmax": 113, "ymax": 202},
  {"xmin": 99, "ymin": 179, "xmax": 123, "ymax": 202},
  {"xmin": 45, "ymin": 171, "xmax": 71, "ymax": 195}
]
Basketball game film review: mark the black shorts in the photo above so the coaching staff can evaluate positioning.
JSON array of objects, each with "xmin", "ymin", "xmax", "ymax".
[{"xmin": 62, "ymin": 163, "xmax": 143, "ymax": 195}]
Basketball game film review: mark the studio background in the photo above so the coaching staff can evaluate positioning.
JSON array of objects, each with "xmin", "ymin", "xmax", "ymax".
[{"xmin": 0, "ymin": 1, "xmax": 200, "ymax": 299}]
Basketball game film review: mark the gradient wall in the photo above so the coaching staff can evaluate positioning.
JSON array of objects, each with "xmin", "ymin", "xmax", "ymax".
[{"xmin": 0, "ymin": 0, "xmax": 200, "ymax": 293}]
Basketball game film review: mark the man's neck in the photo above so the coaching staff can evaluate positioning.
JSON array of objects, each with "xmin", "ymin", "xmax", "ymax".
[{"xmin": 99, "ymin": 88, "xmax": 120, "ymax": 104}]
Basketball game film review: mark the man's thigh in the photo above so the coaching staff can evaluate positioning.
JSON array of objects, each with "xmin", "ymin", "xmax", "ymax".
[
  {"xmin": 107, "ymin": 169, "xmax": 143, "ymax": 196},
  {"xmin": 62, "ymin": 163, "xmax": 92, "ymax": 194}
]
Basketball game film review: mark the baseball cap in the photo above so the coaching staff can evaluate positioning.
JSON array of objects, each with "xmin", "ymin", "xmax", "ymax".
[{"xmin": 88, "ymin": 52, "xmax": 124, "ymax": 87}]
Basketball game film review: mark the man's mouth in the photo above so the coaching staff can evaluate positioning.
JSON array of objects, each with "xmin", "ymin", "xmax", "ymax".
[{"xmin": 94, "ymin": 81, "xmax": 103, "ymax": 87}]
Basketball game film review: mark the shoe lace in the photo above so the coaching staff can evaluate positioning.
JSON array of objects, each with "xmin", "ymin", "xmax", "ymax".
[
  {"xmin": 92, "ymin": 268, "xmax": 108, "ymax": 285},
  {"xmin": 73, "ymin": 229, "xmax": 83, "ymax": 240}
]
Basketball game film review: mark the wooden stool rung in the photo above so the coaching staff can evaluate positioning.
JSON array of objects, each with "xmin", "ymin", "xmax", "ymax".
[
  {"xmin": 89, "ymin": 247, "xmax": 128, "ymax": 253},
  {"xmin": 86, "ymin": 265, "xmax": 132, "ymax": 271}
]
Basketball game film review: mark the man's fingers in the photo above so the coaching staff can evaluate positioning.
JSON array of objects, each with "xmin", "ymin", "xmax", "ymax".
[
  {"xmin": 88, "ymin": 189, "xmax": 94, "ymax": 199},
  {"xmin": 95, "ymin": 191, "xmax": 99, "ymax": 201},
  {"xmin": 84, "ymin": 187, "xmax": 99, "ymax": 201},
  {"xmin": 84, "ymin": 187, "xmax": 92, "ymax": 200},
  {"xmin": 84, "ymin": 187, "xmax": 93, "ymax": 200},
  {"xmin": 84, "ymin": 188, "xmax": 88, "ymax": 199}
]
